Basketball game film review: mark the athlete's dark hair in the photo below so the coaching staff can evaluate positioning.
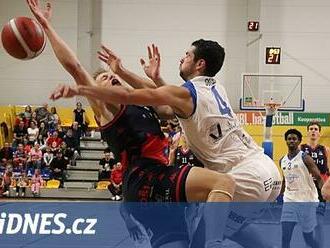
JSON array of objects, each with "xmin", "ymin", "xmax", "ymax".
[
  {"xmin": 284, "ymin": 129, "xmax": 302, "ymax": 141},
  {"xmin": 191, "ymin": 39, "xmax": 225, "ymax": 77},
  {"xmin": 307, "ymin": 121, "xmax": 321, "ymax": 132}
]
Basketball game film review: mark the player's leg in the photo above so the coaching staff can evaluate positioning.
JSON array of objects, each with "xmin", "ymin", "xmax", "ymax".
[
  {"xmin": 281, "ymin": 221, "xmax": 296, "ymax": 248},
  {"xmin": 185, "ymin": 166, "xmax": 236, "ymax": 248},
  {"xmin": 302, "ymin": 231, "xmax": 317, "ymax": 248},
  {"xmin": 315, "ymin": 202, "xmax": 326, "ymax": 248},
  {"xmin": 300, "ymin": 203, "xmax": 318, "ymax": 248},
  {"xmin": 185, "ymin": 166, "xmax": 235, "ymax": 202},
  {"xmin": 281, "ymin": 203, "xmax": 300, "ymax": 248}
]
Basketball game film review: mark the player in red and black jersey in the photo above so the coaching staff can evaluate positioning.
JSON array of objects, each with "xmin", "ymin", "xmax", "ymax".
[
  {"xmin": 301, "ymin": 122, "xmax": 330, "ymax": 197},
  {"xmin": 301, "ymin": 123, "xmax": 329, "ymax": 182},
  {"xmin": 301, "ymin": 121, "xmax": 330, "ymax": 248}
]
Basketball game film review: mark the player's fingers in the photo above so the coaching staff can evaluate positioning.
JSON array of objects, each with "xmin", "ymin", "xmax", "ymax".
[
  {"xmin": 101, "ymin": 44, "xmax": 116, "ymax": 57},
  {"xmin": 97, "ymin": 51, "xmax": 109, "ymax": 61},
  {"xmin": 97, "ymin": 50, "xmax": 108, "ymax": 57},
  {"xmin": 46, "ymin": 2, "xmax": 51, "ymax": 11},
  {"xmin": 98, "ymin": 56, "xmax": 107, "ymax": 64},
  {"xmin": 155, "ymin": 46, "xmax": 160, "ymax": 61},
  {"xmin": 27, "ymin": 0, "xmax": 36, "ymax": 10},
  {"xmin": 152, "ymin": 44, "xmax": 156, "ymax": 57},
  {"xmin": 147, "ymin": 46, "xmax": 152, "ymax": 59},
  {"xmin": 140, "ymin": 58, "xmax": 146, "ymax": 67},
  {"xmin": 64, "ymin": 85, "xmax": 73, "ymax": 98}
]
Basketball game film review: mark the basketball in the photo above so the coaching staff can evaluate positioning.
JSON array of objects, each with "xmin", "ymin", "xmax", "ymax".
[{"xmin": 1, "ymin": 16, "xmax": 46, "ymax": 60}]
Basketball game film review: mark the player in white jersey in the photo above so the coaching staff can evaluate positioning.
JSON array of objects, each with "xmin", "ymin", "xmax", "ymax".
[
  {"xmin": 50, "ymin": 40, "xmax": 282, "ymax": 247},
  {"xmin": 280, "ymin": 129, "xmax": 323, "ymax": 248}
]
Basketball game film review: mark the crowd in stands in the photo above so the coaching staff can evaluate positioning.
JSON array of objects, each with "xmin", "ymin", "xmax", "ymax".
[
  {"xmin": 0, "ymin": 103, "xmax": 201, "ymax": 200},
  {"xmin": 0, "ymin": 103, "xmax": 83, "ymax": 197}
]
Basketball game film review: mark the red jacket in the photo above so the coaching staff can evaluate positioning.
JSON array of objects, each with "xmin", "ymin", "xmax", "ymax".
[{"xmin": 111, "ymin": 168, "xmax": 123, "ymax": 185}]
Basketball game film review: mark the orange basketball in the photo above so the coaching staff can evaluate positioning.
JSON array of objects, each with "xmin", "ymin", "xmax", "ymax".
[{"xmin": 1, "ymin": 16, "xmax": 46, "ymax": 60}]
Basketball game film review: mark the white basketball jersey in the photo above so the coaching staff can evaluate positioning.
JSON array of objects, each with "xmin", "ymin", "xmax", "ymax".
[
  {"xmin": 178, "ymin": 76, "xmax": 263, "ymax": 173},
  {"xmin": 280, "ymin": 151, "xmax": 318, "ymax": 202}
]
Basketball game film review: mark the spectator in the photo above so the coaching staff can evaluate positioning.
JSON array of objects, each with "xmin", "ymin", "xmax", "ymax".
[
  {"xmin": 27, "ymin": 121, "xmax": 39, "ymax": 146},
  {"xmin": 23, "ymin": 105, "xmax": 33, "ymax": 121},
  {"xmin": 14, "ymin": 113, "xmax": 29, "ymax": 128},
  {"xmin": 13, "ymin": 143, "xmax": 27, "ymax": 172},
  {"xmin": 0, "ymin": 159, "xmax": 7, "ymax": 175},
  {"xmin": 57, "ymin": 126, "xmax": 66, "ymax": 139},
  {"xmin": 99, "ymin": 149, "xmax": 116, "ymax": 180},
  {"xmin": 0, "ymin": 142, "xmax": 14, "ymax": 162},
  {"xmin": 28, "ymin": 143, "xmax": 42, "ymax": 169},
  {"xmin": 15, "ymin": 172, "xmax": 29, "ymax": 197},
  {"xmin": 37, "ymin": 122, "xmax": 48, "ymax": 145},
  {"xmin": 46, "ymin": 131, "xmax": 63, "ymax": 149},
  {"xmin": 13, "ymin": 120, "xmax": 28, "ymax": 146},
  {"xmin": 108, "ymin": 162, "xmax": 123, "ymax": 201},
  {"xmin": 71, "ymin": 121, "xmax": 82, "ymax": 146},
  {"xmin": 169, "ymin": 134, "xmax": 203, "ymax": 168},
  {"xmin": 64, "ymin": 128, "xmax": 80, "ymax": 162},
  {"xmin": 73, "ymin": 102, "xmax": 87, "ymax": 136},
  {"xmin": 30, "ymin": 111, "xmax": 38, "ymax": 126},
  {"xmin": 2, "ymin": 170, "xmax": 12, "ymax": 197},
  {"xmin": 0, "ymin": 178, "xmax": 3, "ymax": 196},
  {"xmin": 43, "ymin": 146, "xmax": 54, "ymax": 168},
  {"xmin": 35, "ymin": 103, "xmax": 50, "ymax": 126},
  {"xmin": 2, "ymin": 159, "xmax": 13, "ymax": 174},
  {"xmin": 31, "ymin": 169, "xmax": 43, "ymax": 196},
  {"xmin": 48, "ymin": 106, "xmax": 61, "ymax": 130},
  {"xmin": 50, "ymin": 151, "xmax": 68, "ymax": 185}
]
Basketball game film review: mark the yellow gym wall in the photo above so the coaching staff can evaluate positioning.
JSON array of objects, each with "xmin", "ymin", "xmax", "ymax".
[{"xmin": 244, "ymin": 125, "xmax": 330, "ymax": 164}]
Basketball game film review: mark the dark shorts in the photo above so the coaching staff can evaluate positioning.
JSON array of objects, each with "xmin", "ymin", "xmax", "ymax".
[{"xmin": 123, "ymin": 159, "xmax": 192, "ymax": 202}]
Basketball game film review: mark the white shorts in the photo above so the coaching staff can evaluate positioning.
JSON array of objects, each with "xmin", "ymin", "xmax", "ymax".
[
  {"xmin": 280, "ymin": 203, "xmax": 318, "ymax": 233},
  {"xmin": 228, "ymin": 152, "xmax": 282, "ymax": 202}
]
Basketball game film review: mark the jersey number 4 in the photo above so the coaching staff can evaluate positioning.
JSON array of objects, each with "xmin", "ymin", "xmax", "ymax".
[{"xmin": 211, "ymin": 86, "xmax": 233, "ymax": 117}]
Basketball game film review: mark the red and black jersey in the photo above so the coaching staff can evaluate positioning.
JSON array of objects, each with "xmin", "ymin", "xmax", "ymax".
[
  {"xmin": 301, "ymin": 144, "xmax": 329, "ymax": 175},
  {"xmin": 97, "ymin": 105, "xmax": 169, "ymax": 171},
  {"xmin": 174, "ymin": 146, "xmax": 203, "ymax": 168},
  {"xmin": 301, "ymin": 143, "xmax": 329, "ymax": 203}
]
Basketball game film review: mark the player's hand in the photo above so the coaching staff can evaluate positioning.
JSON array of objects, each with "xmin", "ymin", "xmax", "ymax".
[
  {"xmin": 140, "ymin": 44, "xmax": 161, "ymax": 82},
  {"xmin": 97, "ymin": 45, "xmax": 123, "ymax": 74},
  {"xmin": 49, "ymin": 84, "xmax": 80, "ymax": 100},
  {"xmin": 321, "ymin": 183, "xmax": 330, "ymax": 201},
  {"xmin": 26, "ymin": 0, "xmax": 52, "ymax": 27}
]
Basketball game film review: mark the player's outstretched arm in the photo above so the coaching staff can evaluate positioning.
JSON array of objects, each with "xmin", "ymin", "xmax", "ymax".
[
  {"xmin": 303, "ymin": 154, "xmax": 324, "ymax": 189},
  {"xmin": 27, "ymin": 0, "xmax": 108, "ymax": 118},
  {"xmin": 50, "ymin": 84, "xmax": 193, "ymax": 117},
  {"xmin": 26, "ymin": 0, "xmax": 93, "ymax": 87}
]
